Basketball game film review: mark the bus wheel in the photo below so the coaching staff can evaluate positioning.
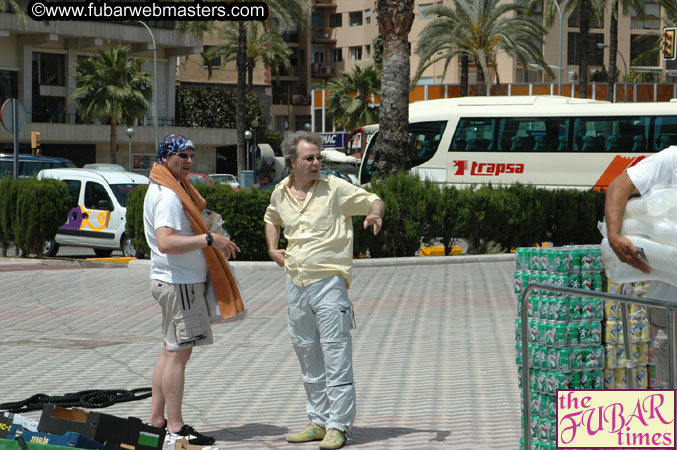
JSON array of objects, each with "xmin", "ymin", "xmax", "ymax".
[{"xmin": 43, "ymin": 240, "xmax": 59, "ymax": 257}]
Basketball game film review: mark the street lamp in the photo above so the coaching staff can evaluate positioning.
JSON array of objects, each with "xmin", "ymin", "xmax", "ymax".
[
  {"xmin": 551, "ymin": 0, "xmax": 572, "ymax": 95},
  {"xmin": 597, "ymin": 43, "xmax": 628, "ymax": 102},
  {"xmin": 136, "ymin": 21, "xmax": 158, "ymax": 149},
  {"xmin": 244, "ymin": 130, "xmax": 253, "ymax": 170},
  {"xmin": 126, "ymin": 127, "xmax": 135, "ymax": 171},
  {"xmin": 251, "ymin": 119, "xmax": 259, "ymax": 169},
  {"xmin": 304, "ymin": 122, "xmax": 312, "ymax": 132}
]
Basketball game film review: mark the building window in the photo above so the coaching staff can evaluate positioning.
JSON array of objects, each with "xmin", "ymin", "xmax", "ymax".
[
  {"xmin": 32, "ymin": 52, "xmax": 65, "ymax": 87},
  {"xmin": 313, "ymin": 50, "xmax": 325, "ymax": 64},
  {"xmin": 329, "ymin": 13, "xmax": 342, "ymax": 28},
  {"xmin": 32, "ymin": 96, "xmax": 65, "ymax": 123},
  {"xmin": 365, "ymin": 9, "xmax": 371, "ymax": 24},
  {"xmin": 365, "ymin": 45, "xmax": 371, "ymax": 59},
  {"xmin": 0, "ymin": 70, "xmax": 17, "ymax": 108},
  {"xmin": 312, "ymin": 13, "xmax": 324, "ymax": 28},
  {"xmin": 418, "ymin": 3, "xmax": 434, "ymax": 19},
  {"xmin": 350, "ymin": 46, "xmax": 362, "ymax": 61},
  {"xmin": 203, "ymin": 46, "xmax": 221, "ymax": 67},
  {"xmin": 349, "ymin": 11, "xmax": 363, "ymax": 26},
  {"xmin": 418, "ymin": 76, "xmax": 434, "ymax": 85},
  {"xmin": 330, "ymin": 48, "xmax": 343, "ymax": 62},
  {"xmin": 631, "ymin": 1, "xmax": 660, "ymax": 30},
  {"xmin": 275, "ymin": 115, "xmax": 289, "ymax": 131},
  {"xmin": 568, "ymin": 6, "xmax": 604, "ymax": 28},
  {"xmin": 631, "ymin": 34, "xmax": 659, "ymax": 66},
  {"xmin": 567, "ymin": 32, "xmax": 604, "ymax": 65}
]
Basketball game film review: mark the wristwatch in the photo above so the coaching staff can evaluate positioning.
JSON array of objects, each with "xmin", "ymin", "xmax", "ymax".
[{"xmin": 205, "ymin": 232, "xmax": 213, "ymax": 246}]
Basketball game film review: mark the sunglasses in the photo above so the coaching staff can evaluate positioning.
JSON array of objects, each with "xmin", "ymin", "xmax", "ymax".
[
  {"xmin": 175, "ymin": 152, "xmax": 195, "ymax": 160},
  {"xmin": 299, "ymin": 155, "xmax": 322, "ymax": 162}
]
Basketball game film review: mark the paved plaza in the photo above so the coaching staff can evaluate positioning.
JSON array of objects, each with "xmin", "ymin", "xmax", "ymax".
[{"xmin": 0, "ymin": 254, "xmax": 519, "ymax": 449}]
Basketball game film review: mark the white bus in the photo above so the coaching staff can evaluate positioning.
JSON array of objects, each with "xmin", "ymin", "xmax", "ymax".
[{"xmin": 358, "ymin": 96, "xmax": 677, "ymax": 190}]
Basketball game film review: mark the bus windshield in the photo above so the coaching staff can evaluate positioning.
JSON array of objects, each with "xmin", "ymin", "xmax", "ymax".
[{"xmin": 359, "ymin": 121, "xmax": 447, "ymax": 184}]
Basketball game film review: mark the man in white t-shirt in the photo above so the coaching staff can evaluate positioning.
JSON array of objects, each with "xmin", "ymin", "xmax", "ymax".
[
  {"xmin": 605, "ymin": 145, "xmax": 677, "ymax": 387},
  {"xmin": 143, "ymin": 134, "xmax": 239, "ymax": 445}
]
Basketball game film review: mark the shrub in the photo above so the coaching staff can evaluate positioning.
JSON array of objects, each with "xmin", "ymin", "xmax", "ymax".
[
  {"xmin": 0, "ymin": 177, "xmax": 19, "ymax": 256},
  {"xmin": 14, "ymin": 178, "xmax": 70, "ymax": 257},
  {"xmin": 126, "ymin": 184, "xmax": 150, "ymax": 258}
]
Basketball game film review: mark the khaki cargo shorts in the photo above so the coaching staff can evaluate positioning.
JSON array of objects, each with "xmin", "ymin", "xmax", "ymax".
[{"xmin": 151, "ymin": 280, "xmax": 213, "ymax": 351}]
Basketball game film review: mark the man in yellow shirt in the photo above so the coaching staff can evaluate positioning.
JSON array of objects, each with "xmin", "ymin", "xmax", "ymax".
[{"xmin": 264, "ymin": 131, "xmax": 384, "ymax": 450}]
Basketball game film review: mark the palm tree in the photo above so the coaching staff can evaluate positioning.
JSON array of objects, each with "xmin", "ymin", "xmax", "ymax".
[
  {"xmin": 326, "ymin": 65, "xmax": 381, "ymax": 131},
  {"xmin": 206, "ymin": 22, "xmax": 294, "ymax": 91},
  {"xmin": 375, "ymin": 0, "xmax": 415, "ymax": 174},
  {"xmin": 415, "ymin": 0, "xmax": 554, "ymax": 96},
  {"xmin": 535, "ymin": 0, "xmax": 604, "ymax": 98},
  {"xmin": 72, "ymin": 45, "xmax": 152, "ymax": 163},
  {"xmin": 607, "ymin": 0, "xmax": 646, "ymax": 101},
  {"xmin": 178, "ymin": 1, "xmax": 307, "ymax": 178}
]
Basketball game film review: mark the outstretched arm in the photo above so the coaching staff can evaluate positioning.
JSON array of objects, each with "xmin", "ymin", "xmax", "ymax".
[{"xmin": 605, "ymin": 171, "xmax": 650, "ymax": 273}]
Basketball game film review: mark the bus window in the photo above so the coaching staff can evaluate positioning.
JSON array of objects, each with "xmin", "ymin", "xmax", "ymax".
[
  {"xmin": 358, "ymin": 120, "xmax": 447, "ymax": 184},
  {"xmin": 450, "ymin": 118, "xmax": 495, "ymax": 151},
  {"xmin": 653, "ymin": 116, "xmax": 677, "ymax": 151}
]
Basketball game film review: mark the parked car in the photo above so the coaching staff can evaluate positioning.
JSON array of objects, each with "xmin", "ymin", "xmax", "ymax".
[
  {"xmin": 83, "ymin": 163, "xmax": 126, "ymax": 171},
  {"xmin": 209, "ymin": 173, "xmax": 239, "ymax": 189},
  {"xmin": 188, "ymin": 173, "xmax": 216, "ymax": 186},
  {"xmin": 321, "ymin": 168, "xmax": 354, "ymax": 184},
  {"xmin": 0, "ymin": 153, "xmax": 75, "ymax": 179},
  {"xmin": 37, "ymin": 168, "xmax": 150, "ymax": 258}
]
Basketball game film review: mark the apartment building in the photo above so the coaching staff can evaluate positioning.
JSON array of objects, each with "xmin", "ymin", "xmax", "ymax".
[
  {"xmin": 0, "ymin": 13, "xmax": 239, "ymax": 174},
  {"xmin": 178, "ymin": 0, "xmax": 674, "ymax": 136}
]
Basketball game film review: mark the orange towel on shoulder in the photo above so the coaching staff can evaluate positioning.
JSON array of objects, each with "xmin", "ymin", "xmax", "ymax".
[{"xmin": 149, "ymin": 162, "xmax": 244, "ymax": 319}]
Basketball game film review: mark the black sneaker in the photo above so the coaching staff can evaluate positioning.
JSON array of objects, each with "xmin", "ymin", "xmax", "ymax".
[{"xmin": 169, "ymin": 424, "xmax": 216, "ymax": 446}]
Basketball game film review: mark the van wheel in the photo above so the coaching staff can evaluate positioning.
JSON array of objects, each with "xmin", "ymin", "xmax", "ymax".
[
  {"xmin": 43, "ymin": 240, "xmax": 59, "ymax": 257},
  {"xmin": 93, "ymin": 249, "xmax": 114, "ymax": 257},
  {"xmin": 122, "ymin": 235, "xmax": 144, "ymax": 258}
]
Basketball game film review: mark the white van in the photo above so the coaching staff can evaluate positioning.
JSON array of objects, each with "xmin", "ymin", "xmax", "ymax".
[{"xmin": 37, "ymin": 168, "xmax": 150, "ymax": 257}]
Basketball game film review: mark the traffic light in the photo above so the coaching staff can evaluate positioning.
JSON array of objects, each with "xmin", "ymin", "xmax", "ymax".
[
  {"xmin": 661, "ymin": 28, "xmax": 676, "ymax": 61},
  {"xmin": 31, "ymin": 131, "xmax": 40, "ymax": 154}
]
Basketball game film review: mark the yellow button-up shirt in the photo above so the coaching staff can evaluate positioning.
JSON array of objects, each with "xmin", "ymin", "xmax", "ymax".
[{"xmin": 264, "ymin": 173, "xmax": 380, "ymax": 289}]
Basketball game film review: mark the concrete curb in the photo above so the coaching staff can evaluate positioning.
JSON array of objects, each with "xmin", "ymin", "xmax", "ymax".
[
  {"xmin": 128, "ymin": 253, "xmax": 516, "ymax": 271},
  {"xmin": 0, "ymin": 256, "xmax": 131, "ymax": 269}
]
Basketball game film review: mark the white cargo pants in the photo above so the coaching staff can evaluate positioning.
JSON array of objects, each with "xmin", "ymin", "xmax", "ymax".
[{"xmin": 285, "ymin": 275, "xmax": 356, "ymax": 435}]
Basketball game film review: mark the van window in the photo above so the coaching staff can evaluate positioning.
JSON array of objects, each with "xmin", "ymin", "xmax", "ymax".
[
  {"xmin": 63, "ymin": 180, "xmax": 81, "ymax": 208},
  {"xmin": 84, "ymin": 182, "xmax": 113, "ymax": 210},
  {"xmin": 110, "ymin": 184, "xmax": 141, "ymax": 208}
]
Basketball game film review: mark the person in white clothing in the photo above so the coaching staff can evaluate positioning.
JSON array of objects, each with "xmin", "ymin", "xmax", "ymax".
[
  {"xmin": 143, "ymin": 134, "xmax": 240, "ymax": 445},
  {"xmin": 605, "ymin": 145, "xmax": 677, "ymax": 387}
]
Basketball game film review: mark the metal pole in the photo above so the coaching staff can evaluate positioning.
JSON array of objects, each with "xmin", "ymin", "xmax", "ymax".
[
  {"xmin": 12, "ymin": 99, "xmax": 18, "ymax": 180},
  {"xmin": 554, "ymin": 0, "xmax": 572, "ymax": 96},
  {"xmin": 136, "ymin": 21, "xmax": 158, "ymax": 149},
  {"xmin": 128, "ymin": 137, "xmax": 132, "ymax": 171},
  {"xmin": 618, "ymin": 50, "xmax": 628, "ymax": 103}
]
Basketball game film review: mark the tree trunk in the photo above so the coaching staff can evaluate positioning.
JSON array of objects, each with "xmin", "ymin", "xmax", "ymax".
[
  {"xmin": 247, "ymin": 59, "xmax": 254, "ymax": 91},
  {"xmin": 476, "ymin": 64, "xmax": 486, "ymax": 96},
  {"xmin": 374, "ymin": 0, "xmax": 415, "ymax": 174},
  {"xmin": 578, "ymin": 0, "xmax": 590, "ymax": 98},
  {"xmin": 608, "ymin": 0, "xmax": 618, "ymax": 102},
  {"xmin": 110, "ymin": 118, "xmax": 117, "ymax": 164},
  {"xmin": 461, "ymin": 53, "xmax": 469, "ymax": 97},
  {"xmin": 236, "ymin": 22, "xmax": 247, "ymax": 177}
]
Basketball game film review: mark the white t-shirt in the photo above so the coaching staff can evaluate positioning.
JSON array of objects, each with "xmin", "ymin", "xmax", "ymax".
[
  {"xmin": 143, "ymin": 182, "xmax": 208, "ymax": 284},
  {"xmin": 626, "ymin": 145, "xmax": 677, "ymax": 324}
]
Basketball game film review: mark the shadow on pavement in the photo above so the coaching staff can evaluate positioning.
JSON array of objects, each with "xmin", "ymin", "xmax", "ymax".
[
  {"xmin": 210, "ymin": 423, "xmax": 289, "ymax": 441},
  {"xmin": 351, "ymin": 426, "xmax": 451, "ymax": 444}
]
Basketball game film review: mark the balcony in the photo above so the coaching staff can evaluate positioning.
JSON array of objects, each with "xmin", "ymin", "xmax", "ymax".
[
  {"xmin": 311, "ymin": 63, "xmax": 335, "ymax": 78},
  {"xmin": 312, "ymin": 27, "xmax": 336, "ymax": 44},
  {"xmin": 313, "ymin": 0, "xmax": 337, "ymax": 8}
]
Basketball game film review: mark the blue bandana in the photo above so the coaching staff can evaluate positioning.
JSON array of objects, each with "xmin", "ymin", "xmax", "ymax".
[{"xmin": 157, "ymin": 134, "xmax": 195, "ymax": 162}]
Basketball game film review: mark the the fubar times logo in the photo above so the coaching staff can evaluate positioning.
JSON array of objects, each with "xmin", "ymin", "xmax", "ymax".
[{"xmin": 556, "ymin": 389, "xmax": 676, "ymax": 448}]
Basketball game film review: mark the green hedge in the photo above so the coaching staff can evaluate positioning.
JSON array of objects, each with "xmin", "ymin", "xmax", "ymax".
[
  {"xmin": 0, "ymin": 177, "xmax": 19, "ymax": 255},
  {"xmin": 13, "ymin": 178, "xmax": 70, "ymax": 257},
  {"xmin": 126, "ymin": 173, "xmax": 607, "ymax": 260}
]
